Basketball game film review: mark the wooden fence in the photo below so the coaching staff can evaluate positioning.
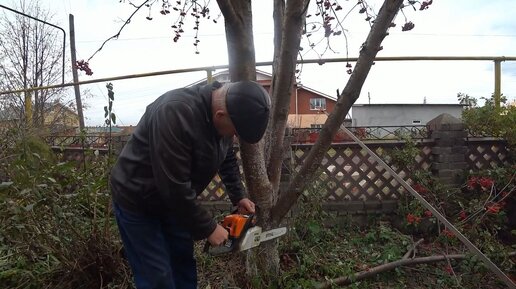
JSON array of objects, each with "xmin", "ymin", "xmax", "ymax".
[
  {"xmin": 43, "ymin": 124, "xmax": 512, "ymax": 213},
  {"xmin": 198, "ymin": 138, "xmax": 511, "ymax": 202}
]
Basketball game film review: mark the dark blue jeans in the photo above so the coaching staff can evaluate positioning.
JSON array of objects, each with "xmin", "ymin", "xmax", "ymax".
[{"xmin": 113, "ymin": 202, "xmax": 197, "ymax": 289}]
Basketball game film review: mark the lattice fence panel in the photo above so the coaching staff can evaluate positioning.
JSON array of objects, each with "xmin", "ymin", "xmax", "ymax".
[
  {"xmin": 199, "ymin": 141, "xmax": 433, "ymax": 202},
  {"xmin": 466, "ymin": 139, "xmax": 512, "ymax": 171},
  {"xmin": 291, "ymin": 142, "xmax": 433, "ymax": 201}
]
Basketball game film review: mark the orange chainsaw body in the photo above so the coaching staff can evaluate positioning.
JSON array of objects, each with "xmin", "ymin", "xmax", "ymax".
[{"xmin": 221, "ymin": 213, "xmax": 256, "ymax": 239}]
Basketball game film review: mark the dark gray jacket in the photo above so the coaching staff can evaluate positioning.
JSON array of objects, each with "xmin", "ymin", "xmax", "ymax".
[{"xmin": 110, "ymin": 82, "xmax": 245, "ymax": 240}]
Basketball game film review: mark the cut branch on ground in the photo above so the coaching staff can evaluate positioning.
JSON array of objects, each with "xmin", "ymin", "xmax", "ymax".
[{"xmin": 315, "ymin": 251, "xmax": 516, "ymax": 289}]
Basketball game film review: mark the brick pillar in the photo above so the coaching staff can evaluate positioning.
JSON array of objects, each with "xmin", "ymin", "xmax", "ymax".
[{"xmin": 427, "ymin": 113, "xmax": 468, "ymax": 185}]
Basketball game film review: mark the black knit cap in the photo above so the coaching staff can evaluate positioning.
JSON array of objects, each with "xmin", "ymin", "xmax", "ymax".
[{"xmin": 225, "ymin": 80, "xmax": 271, "ymax": 144}]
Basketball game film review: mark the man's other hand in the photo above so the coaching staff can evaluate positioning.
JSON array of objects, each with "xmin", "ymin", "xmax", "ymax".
[
  {"xmin": 207, "ymin": 224, "xmax": 228, "ymax": 246},
  {"xmin": 237, "ymin": 198, "xmax": 255, "ymax": 214}
]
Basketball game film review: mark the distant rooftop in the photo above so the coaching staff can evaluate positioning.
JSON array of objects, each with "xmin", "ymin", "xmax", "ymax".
[{"xmin": 353, "ymin": 103, "xmax": 465, "ymax": 107}]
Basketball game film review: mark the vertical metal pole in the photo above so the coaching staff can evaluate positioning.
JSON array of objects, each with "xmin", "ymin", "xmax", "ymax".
[
  {"xmin": 494, "ymin": 59, "xmax": 501, "ymax": 109},
  {"xmin": 24, "ymin": 90, "xmax": 32, "ymax": 125},
  {"xmin": 206, "ymin": 69, "xmax": 213, "ymax": 84},
  {"xmin": 69, "ymin": 14, "xmax": 85, "ymax": 130}
]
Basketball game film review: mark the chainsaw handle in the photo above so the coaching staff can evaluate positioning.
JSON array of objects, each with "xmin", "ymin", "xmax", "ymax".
[{"xmin": 204, "ymin": 212, "xmax": 256, "ymax": 256}]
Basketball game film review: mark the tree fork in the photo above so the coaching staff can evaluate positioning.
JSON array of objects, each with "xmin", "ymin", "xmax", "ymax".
[{"xmin": 271, "ymin": 0, "xmax": 405, "ymax": 224}]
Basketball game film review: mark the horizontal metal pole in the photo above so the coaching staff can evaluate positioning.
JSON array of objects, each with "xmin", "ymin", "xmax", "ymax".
[{"xmin": 1, "ymin": 56, "xmax": 516, "ymax": 96}]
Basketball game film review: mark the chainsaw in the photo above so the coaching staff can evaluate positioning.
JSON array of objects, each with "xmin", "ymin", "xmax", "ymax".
[{"xmin": 204, "ymin": 212, "xmax": 287, "ymax": 256}]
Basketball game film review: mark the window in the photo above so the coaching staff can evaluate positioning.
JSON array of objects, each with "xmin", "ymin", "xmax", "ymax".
[
  {"xmin": 310, "ymin": 124, "xmax": 323, "ymax": 129},
  {"xmin": 310, "ymin": 98, "xmax": 326, "ymax": 110},
  {"xmin": 412, "ymin": 120, "xmax": 421, "ymax": 124}
]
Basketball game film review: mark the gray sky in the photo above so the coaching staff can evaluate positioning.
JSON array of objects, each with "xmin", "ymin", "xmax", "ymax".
[{"xmin": 3, "ymin": 0, "xmax": 516, "ymax": 126}]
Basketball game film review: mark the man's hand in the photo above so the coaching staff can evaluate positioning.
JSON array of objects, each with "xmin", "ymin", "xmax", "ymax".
[
  {"xmin": 207, "ymin": 224, "xmax": 228, "ymax": 246},
  {"xmin": 237, "ymin": 198, "xmax": 255, "ymax": 214}
]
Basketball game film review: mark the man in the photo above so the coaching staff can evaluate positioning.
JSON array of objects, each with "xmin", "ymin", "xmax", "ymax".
[{"xmin": 110, "ymin": 80, "xmax": 271, "ymax": 289}]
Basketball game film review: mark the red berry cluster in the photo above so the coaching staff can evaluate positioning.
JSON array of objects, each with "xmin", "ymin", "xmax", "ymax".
[
  {"xmin": 401, "ymin": 21, "xmax": 415, "ymax": 32},
  {"xmin": 419, "ymin": 0, "xmax": 433, "ymax": 11},
  {"xmin": 75, "ymin": 60, "xmax": 93, "ymax": 76}
]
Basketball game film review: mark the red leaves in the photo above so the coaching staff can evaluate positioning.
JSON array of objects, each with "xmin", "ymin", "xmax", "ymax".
[
  {"xmin": 413, "ymin": 183, "xmax": 428, "ymax": 194},
  {"xmin": 444, "ymin": 265, "xmax": 453, "ymax": 274},
  {"xmin": 406, "ymin": 213, "xmax": 421, "ymax": 224},
  {"xmin": 441, "ymin": 229, "xmax": 455, "ymax": 238},
  {"xmin": 479, "ymin": 177, "xmax": 494, "ymax": 189},
  {"xmin": 486, "ymin": 203, "xmax": 502, "ymax": 214},
  {"xmin": 458, "ymin": 210, "xmax": 467, "ymax": 220},
  {"xmin": 467, "ymin": 176, "xmax": 478, "ymax": 190},
  {"xmin": 467, "ymin": 176, "xmax": 494, "ymax": 191}
]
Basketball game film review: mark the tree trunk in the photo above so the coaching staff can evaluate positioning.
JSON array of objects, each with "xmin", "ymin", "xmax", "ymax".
[
  {"xmin": 217, "ymin": 0, "xmax": 280, "ymax": 284},
  {"xmin": 218, "ymin": 0, "xmax": 406, "ymax": 287},
  {"xmin": 271, "ymin": 0, "xmax": 405, "ymax": 224},
  {"xmin": 267, "ymin": 0, "xmax": 309, "ymax": 200}
]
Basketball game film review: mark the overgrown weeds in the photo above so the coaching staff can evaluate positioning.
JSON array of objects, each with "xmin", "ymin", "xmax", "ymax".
[
  {"xmin": 0, "ymin": 132, "xmax": 131, "ymax": 288},
  {"xmin": 1, "ymin": 130, "xmax": 514, "ymax": 288}
]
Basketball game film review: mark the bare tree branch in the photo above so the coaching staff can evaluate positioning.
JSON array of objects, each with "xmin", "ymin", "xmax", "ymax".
[
  {"xmin": 315, "ymin": 252, "xmax": 516, "ymax": 289},
  {"xmin": 271, "ymin": 0, "xmax": 405, "ymax": 224},
  {"xmin": 87, "ymin": 0, "xmax": 150, "ymax": 62},
  {"xmin": 267, "ymin": 0, "xmax": 310, "ymax": 199},
  {"xmin": 402, "ymin": 238, "xmax": 424, "ymax": 259}
]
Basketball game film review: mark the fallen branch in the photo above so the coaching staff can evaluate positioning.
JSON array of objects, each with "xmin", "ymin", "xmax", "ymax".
[
  {"xmin": 402, "ymin": 238, "xmax": 424, "ymax": 260},
  {"xmin": 315, "ymin": 252, "xmax": 516, "ymax": 289}
]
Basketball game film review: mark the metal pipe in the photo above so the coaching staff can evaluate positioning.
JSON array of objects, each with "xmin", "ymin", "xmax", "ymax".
[
  {"xmin": 494, "ymin": 59, "xmax": 502, "ymax": 109},
  {"xmin": 206, "ymin": 69, "xmax": 213, "ymax": 84},
  {"xmin": 1, "ymin": 56, "xmax": 516, "ymax": 96},
  {"xmin": 0, "ymin": 4, "xmax": 66, "ymax": 85}
]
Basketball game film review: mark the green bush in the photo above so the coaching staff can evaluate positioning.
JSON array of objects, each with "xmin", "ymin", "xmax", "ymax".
[
  {"xmin": 460, "ymin": 93, "xmax": 516, "ymax": 147},
  {"xmin": 0, "ymin": 134, "xmax": 131, "ymax": 289}
]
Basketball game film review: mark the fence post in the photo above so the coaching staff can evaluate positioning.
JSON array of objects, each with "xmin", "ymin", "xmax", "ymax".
[{"xmin": 427, "ymin": 113, "xmax": 468, "ymax": 185}]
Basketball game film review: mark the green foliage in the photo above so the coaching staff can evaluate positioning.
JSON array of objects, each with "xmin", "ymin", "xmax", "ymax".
[
  {"xmin": 460, "ymin": 93, "xmax": 516, "ymax": 147},
  {"xmin": 389, "ymin": 137, "xmax": 421, "ymax": 171},
  {"xmin": 395, "ymin": 166, "xmax": 515, "ymax": 274},
  {"xmin": 104, "ymin": 83, "xmax": 117, "ymax": 126},
  {"xmin": 0, "ymin": 133, "xmax": 131, "ymax": 288}
]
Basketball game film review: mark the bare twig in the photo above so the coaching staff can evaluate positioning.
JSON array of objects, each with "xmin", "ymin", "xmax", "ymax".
[
  {"xmin": 402, "ymin": 238, "xmax": 424, "ymax": 259},
  {"xmin": 315, "ymin": 251, "xmax": 516, "ymax": 289},
  {"xmin": 87, "ymin": 0, "xmax": 151, "ymax": 62}
]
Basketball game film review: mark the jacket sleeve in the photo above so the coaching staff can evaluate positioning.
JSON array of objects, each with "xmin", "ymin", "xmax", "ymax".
[
  {"xmin": 148, "ymin": 100, "xmax": 216, "ymax": 240},
  {"xmin": 218, "ymin": 144, "xmax": 246, "ymax": 205}
]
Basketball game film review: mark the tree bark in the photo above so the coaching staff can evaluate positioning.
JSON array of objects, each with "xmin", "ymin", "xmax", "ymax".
[
  {"xmin": 217, "ymin": 0, "xmax": 280, "ymax": 282},
  {"xmin": 271, "ymin": 0, "xmax": 405, "ymax": 224},
  {"xmin": 267, "ymin": 0, "xmax": 310, "ymax": 202},
  {"xmin": 218, "ymin": 0, "xmax": 406, "ymax": 286}
]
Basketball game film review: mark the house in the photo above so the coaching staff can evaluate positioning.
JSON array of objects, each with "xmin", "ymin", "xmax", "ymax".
[
  {"xmin": 0, "ymin": 102, "xmax": 80, "ymax": 133},
  {"xmin": 351, "ymin": 104, "xmax": 465, "ymax": 127},
  {"xmin": 44, "ymin": 102, "xmax": 80, "ymax": 133},
  {"xmin": 189, "ymin": 70, "xmax": 339, "ymax": 129},
  {"xmin": 0, "ymin": 107, "xmax": 22, "ymax": 129}
]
